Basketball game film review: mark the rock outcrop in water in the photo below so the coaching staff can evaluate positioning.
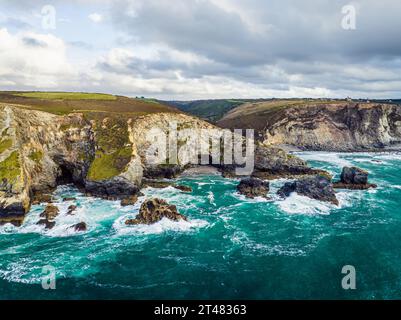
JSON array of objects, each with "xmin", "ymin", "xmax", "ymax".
[
  {"xmin": 37, "ymin": 204, "xmax": 60, "ymax": 229},
  {"xmin": 218, "ymin": 101, "xmax": 401, "ymax": 151},
  {"xmin": 278, "ymin": 175, "xmax": 339, "ymax": 205},
  {"xmin": 237, "ymin": 177, "xmax": 269, "ymax": 198},
  {"xmin": 333, "ymin": 166, "xmax": 377, "ymax": 190},
  {"xmin": 125, "ymin": 198, "xmax": 187, "ymax": 225}
]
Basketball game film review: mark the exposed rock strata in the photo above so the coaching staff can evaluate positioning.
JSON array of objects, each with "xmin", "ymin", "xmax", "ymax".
[{"xmin": 218, "ymin": 101, "xmax": 401, "ymax": 151}]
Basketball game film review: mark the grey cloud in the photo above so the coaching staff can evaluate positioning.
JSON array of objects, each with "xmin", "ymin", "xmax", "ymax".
[
  {"xmin": 104, "ymin": 0, "xmax": 401, "ymax": 97},
  {"xmin": 22, "ymin": 36, "xmax": 48, "ymax": 47}
]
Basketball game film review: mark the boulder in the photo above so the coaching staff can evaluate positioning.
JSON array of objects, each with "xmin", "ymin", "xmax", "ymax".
[
  {"xmin": 72, "ymin": 222, "xmax": 87, "ymax": 232},
  {"xmin": 37, "ymin": 219, "xmax": 56, "ymax": 229},
  {"xmin": 340, "ymin": 167, "xmax": 368, "ymax": 184},
  {"xmin": 125, "ymin": 198, "xmax": 187, "ymax": 225},
  {"xmin": 120, "ymin": 195, "xmax": 138, "ymax": 206},
  {"xmin": 31, "ymin": 194, "xmax": 53, "ymax": 205},
  {"xmin": 39, "ymin": 204, "xmax": 59, "ymax": 220},
  {"xmin": 236, "ymin": 177, "xmax": 269, "ymax": 199},
  {"xmin": 278, "ymin": 175, "xmax": 339, "ymax": 205},
  {"xmin": 63, "ymin": 197, "xmax": 77, "ymax": 202},
  {"xmin": 67, "ymin": 205, "xmax": 77, "ymax": 215},
  {"xmin": 333, "ymin": 166, "xmax": 377, "ymax": 190},
  {"xmin": 172, "ymin": 185, "xmax": 192, "ymax": 193}
]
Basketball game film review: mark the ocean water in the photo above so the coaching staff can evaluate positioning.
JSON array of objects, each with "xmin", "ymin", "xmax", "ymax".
[{"xmin": 1, "ymin": 152, "xmax": 401, "ymax": 300}]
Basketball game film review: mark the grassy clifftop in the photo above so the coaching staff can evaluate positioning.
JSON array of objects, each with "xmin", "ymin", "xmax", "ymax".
[{"xmin": 0, "ymin": 91, "xmax": 178, "ymax": 116}]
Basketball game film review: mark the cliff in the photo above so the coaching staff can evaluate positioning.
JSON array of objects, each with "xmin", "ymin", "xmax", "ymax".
[
  {"xmin": 0, "ymin": 96, "xmax": 313, "ymax": 219},
  {"xmin": 218, "ymin": 100, "xmax": 401, "ymax": 151}
]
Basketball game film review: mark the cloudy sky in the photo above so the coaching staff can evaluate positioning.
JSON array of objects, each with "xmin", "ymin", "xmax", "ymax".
[{"xmin": 0, "ymin": 0, "xmax": 401, "ymax": 99}]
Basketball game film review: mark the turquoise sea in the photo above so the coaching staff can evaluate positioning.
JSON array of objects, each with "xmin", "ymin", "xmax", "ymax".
[{"xmin": 1, "ymin": 152, "xmax": 401, "ymax": 300}]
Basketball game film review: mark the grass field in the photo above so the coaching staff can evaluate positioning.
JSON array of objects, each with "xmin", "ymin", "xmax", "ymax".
[{"xmin": 13, "ymin": 92, "xmax": 117, "ymax": 101}]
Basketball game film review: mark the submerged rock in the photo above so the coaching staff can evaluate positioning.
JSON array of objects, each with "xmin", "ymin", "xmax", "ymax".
[
  {"xmin": 120, "ymin": 195, "xmax": 138, "ymax": 207},
  {"xmin": 31, "ymin": 194, "xmax": 53, "ymax": 205},
  {"xmin": 67, "ymin": 205, "xmax": 77, "ymax": 215},
  {"xmin": 63, "ymin": 197, "xmax": 77, "ymax": 202},
  {"xmin": 333, "ymin": 166, "xmax": 377, "ymax": 190},
  {"xmin": 72, "ymin": 222, "xmax": 87, "ymax": 232},
  {"xmin": 39, "ymin": 204, "xmax": 60, "ymax": 220},
  {"xmin": 278, "ymin": 175, "xmax": 339, "ymax": 205},
  {"xmin": 237, "ymin": 177, "xmax": 269, "ymax": 199},
  {"xmin": 142, "ymin": 180, "xmax": 192, "ymax": 192},
  {"xmin": 172, "ymin": 185, "xmax": 192, "ymax": 192},
  {"xmin": 37, "ymin": 219, "xmax": 56, "ymax": 229},
  {"xmin": 37, "ymin": 204, "xmax": 60, "ymax": 229},
  {"xmin": 125, "ymin": 198, "xmax": 187, "ymax": 225}
]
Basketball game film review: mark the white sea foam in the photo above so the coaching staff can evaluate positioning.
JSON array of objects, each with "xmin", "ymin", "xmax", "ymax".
[
  {"xmin": 277, "ymin": 191, "xmax": 351, "ymax": 216},
  {"xmin": 296, "ymin": 152, "xmax": 352, "ymax": 167},
  {"xmin": 207, "ymin": 191, "xmax": 216, "ymax": 206},
  {"xmin": 113, "ymin": 215, "xmax": 208, "ymax": 236},
  {"xmin": 233, "ymin": 192, "xmax": 271, "ymax": 203}
]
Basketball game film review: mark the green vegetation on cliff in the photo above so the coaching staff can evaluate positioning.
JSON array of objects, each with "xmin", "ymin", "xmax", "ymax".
[
  {"xmin": 87, "ymin": 116, "xmax": 133, "ymax": 181},
  {"xmin": 0, "ymin": 139, "xmax": 13, "ymax": 154},
  {"xmin": 87, "ymin": 147, "xmax": 132, "ymax": 181},
  {"xmin": 0, "ymin": 151, "xmax": 21, "ymax": 183},
  {"xmin": 28, "ymin": 150, "xmax": 43, "ymax": 163}
]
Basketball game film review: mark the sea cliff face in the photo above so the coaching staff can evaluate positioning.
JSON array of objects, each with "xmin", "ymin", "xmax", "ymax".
[
  {"xmin": 0, "ymin": 104, "xmax": 312, "ymax": 218},
  {"xmin": 218, "ymin": 101, "xmax": 401, "ymax": 151}
]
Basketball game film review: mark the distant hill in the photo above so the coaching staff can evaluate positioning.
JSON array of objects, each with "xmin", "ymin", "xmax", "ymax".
[
  {"xmin": 162, "ymin": 99, "xmax": 271, "ymax": 122},
  {"xmin": 163, "ymin": 98, "xmax": 401, "ymax": 123}
]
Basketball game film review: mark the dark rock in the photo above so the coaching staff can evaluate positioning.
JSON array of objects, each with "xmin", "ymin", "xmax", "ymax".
[
  {"xmin": 144, "ymin": 165, "xmax": 184, "ymax": 179},
  {"xmin": 63, "ymin": 197, "xmax": 77, "ymax": 202},
  {"xmin": 37, "ymin": 219, "xmax": 56, "ymax": 229},
  {"xmin": 254, "ymin": 146, "xmax": 310, "ymax": 175},
  {"xmin": 72, "ymin": 222, "xmax": 87, "ymax": 232},
  {"xmin": 143, "ymin": 180, "xmax": 192, "ymax": 192},
  {"xmin": 39, "ymin": 204, "xmax": 59, "ymax": 220},
  {"xmin": 31, "ymin": 194, "xmax": 53, "ymax": 205},
  {"xmin": 67, "ymin": 205, "xmax": 77, "ymax": 215},
  {"xmin": 340, "ymin": 167, "xmax": 368, "ymax": 184},
  {"xmin": 237, "ymin": 177, "xmax": 269, "ymax": 199},
  {"xmin": 0, "ymin": 216, "xmax": 24, "ymax": 227},
  {"xmin": 333, "ymin": 182, "xmax": 377, "ymax": 190},
  {"xmin": 333, "ymin": 166, "xmax": 377, "ymax": 190},
  {"xmin": 277, "ymin": 175, "xmax": 339, "ymax": 205},
  {"xmin": 174, "ymin": 185, "xmax": 192, "ymax": 192},
  {"xmin": 125, "ymin": 198, "xmax": 187, "ymax": 225},
  {"xmin": 84, "ymin": 176, "xmax": 139, "ymax": 200},
  {"xmin": 121, "ymin": 195, "xmax": 138, "ymax": 206},
  {"xmin": 0, "ymin": 202, "xmax": 26, "ymax": 217}
]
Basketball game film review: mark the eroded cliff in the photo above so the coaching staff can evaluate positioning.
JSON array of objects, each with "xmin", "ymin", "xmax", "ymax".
[
  {"xmin": 218, "ymin": 100, "xmax": 401, "ymax": 151},
  {"xmin": 0, "ymin": 103, "xmax": 313, "ymax": 219}
]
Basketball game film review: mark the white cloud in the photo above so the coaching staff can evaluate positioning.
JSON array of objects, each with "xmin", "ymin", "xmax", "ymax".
[
  {"xmin": 0, "ymin": 28, "xmax": 75, "ymax": 88},
  {"xmin": 88, "ymin": 13, "xmax": 103, "ymax": 23}
]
